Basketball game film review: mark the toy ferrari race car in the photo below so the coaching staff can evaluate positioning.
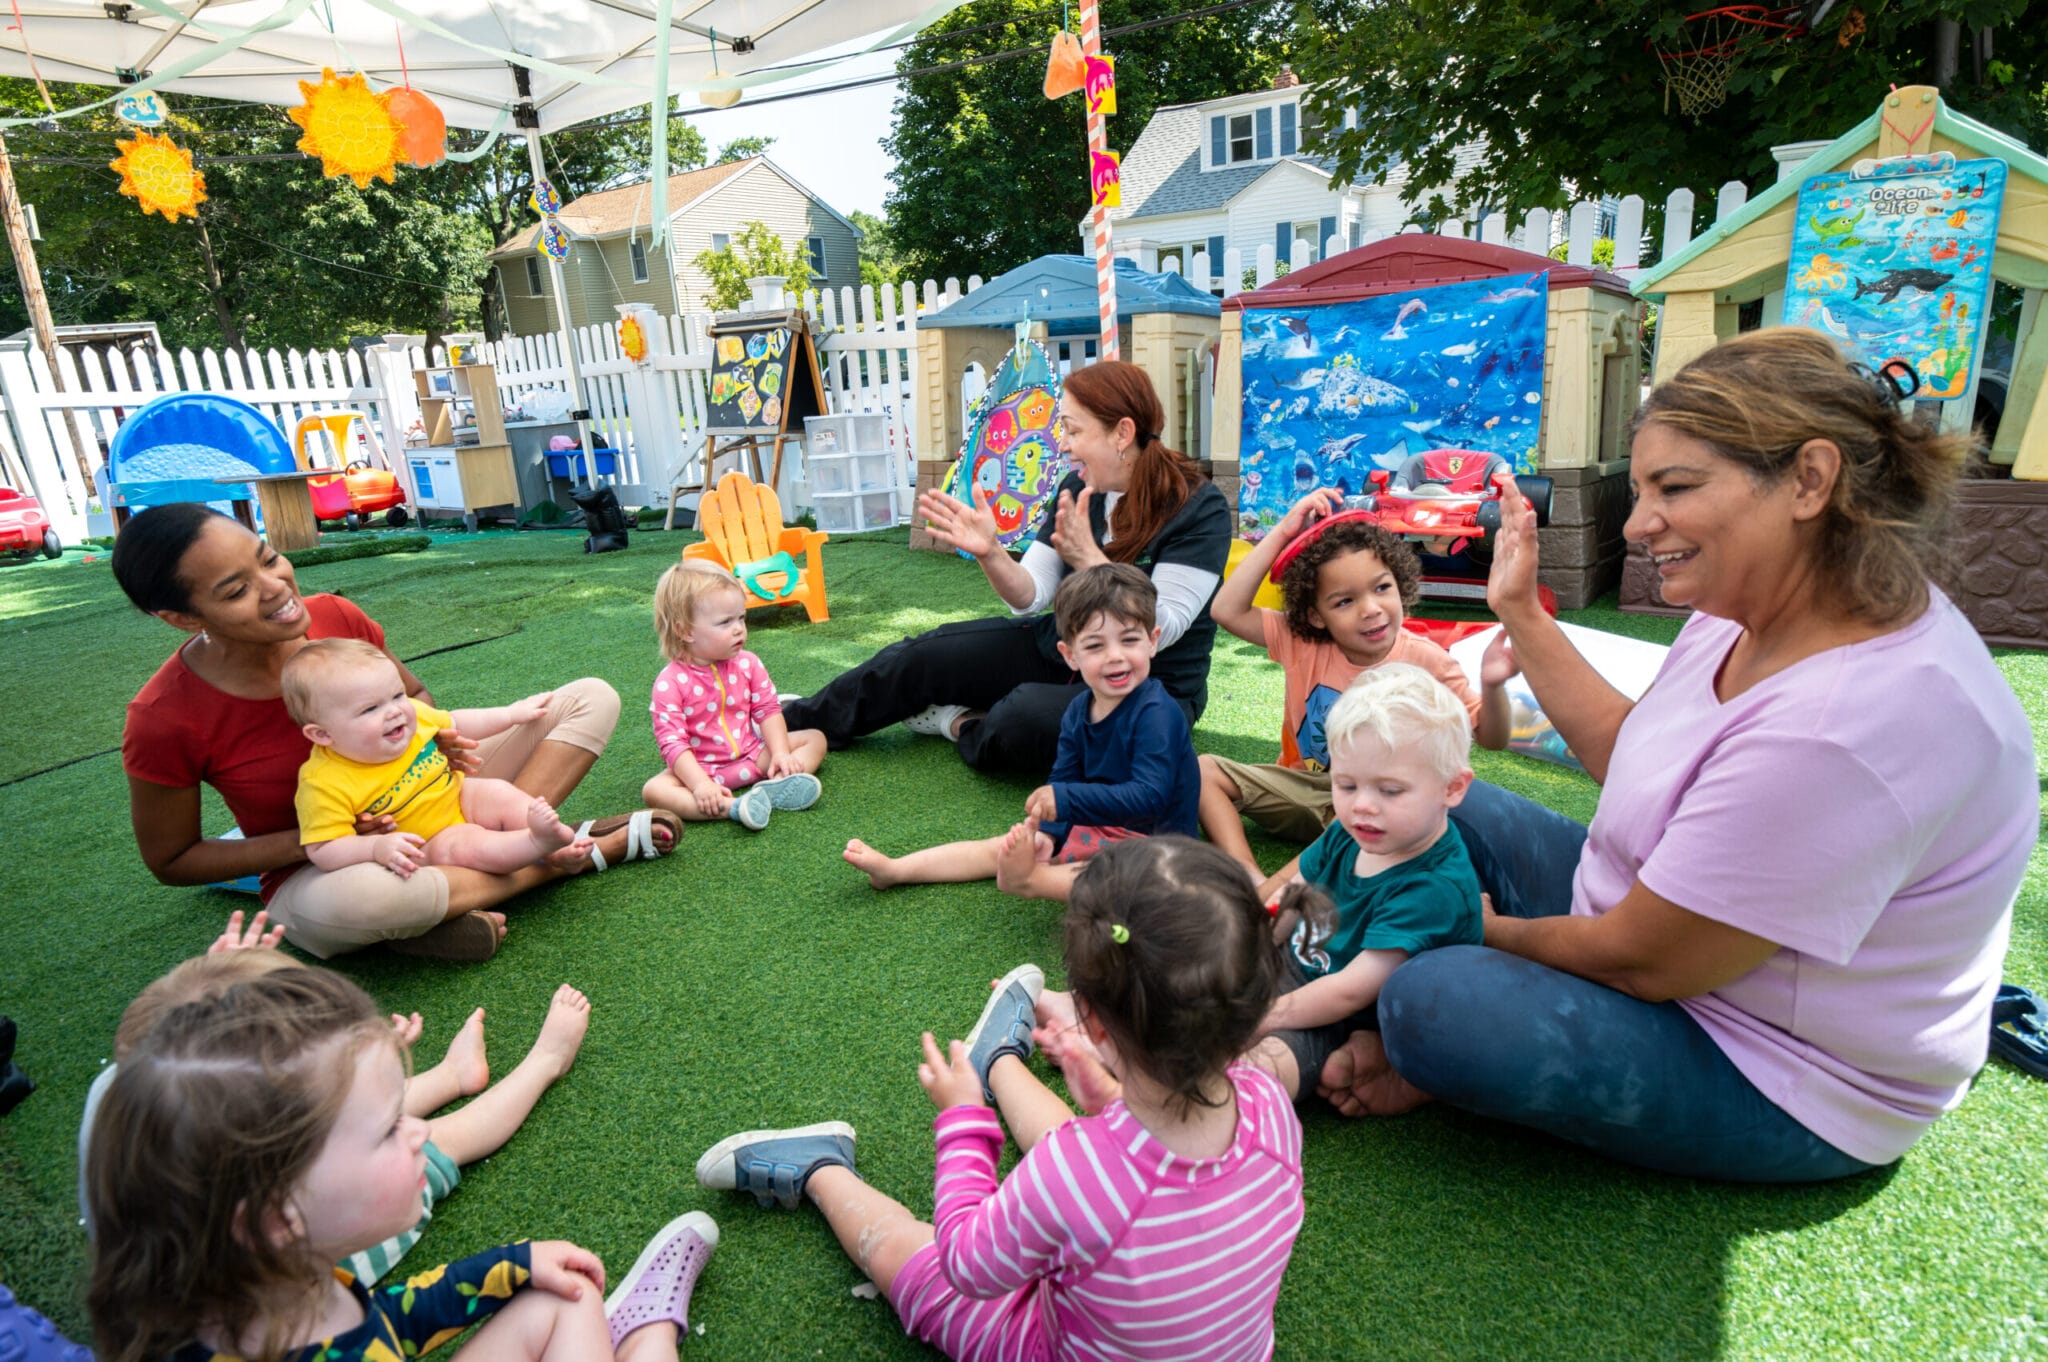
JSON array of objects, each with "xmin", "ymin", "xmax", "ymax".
[{"xmin": 1269, "ymin": 448, "xmax": 1555, "ymax": 612}]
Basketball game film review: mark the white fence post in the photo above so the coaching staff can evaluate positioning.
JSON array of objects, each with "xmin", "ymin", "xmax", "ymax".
[
  {"xmin": 1613, "ymin": 195, "xmax": 1646, "ymax": 274},
  {"xmin": 1567, "ymin": 201, "xmax": 1598, "ymax": 267},
  {"xmin": 1662, "ymin": 187, "xmax": 1697, "ymax": 262}
]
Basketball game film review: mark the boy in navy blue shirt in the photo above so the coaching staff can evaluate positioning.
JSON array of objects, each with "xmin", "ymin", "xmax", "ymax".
[{"xmin": 845, "ymin": 565, "xmax": 1199, "ymax": 902}]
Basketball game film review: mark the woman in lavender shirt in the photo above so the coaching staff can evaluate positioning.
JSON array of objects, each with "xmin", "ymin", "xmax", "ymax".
[{"xmin": 1320, "ymin": 330, "xmax": 2036, "ymax": 1181}]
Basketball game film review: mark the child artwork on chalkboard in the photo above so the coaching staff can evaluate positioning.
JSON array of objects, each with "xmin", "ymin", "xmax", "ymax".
[{"xmin": 702, "ymin": 314, "xmax": 824, "ymax": 439}]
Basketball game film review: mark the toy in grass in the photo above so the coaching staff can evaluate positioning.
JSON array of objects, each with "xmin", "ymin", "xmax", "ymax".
[
  {"xmin": 939, "ymin": 339, "xmax": 1067, "ymax": 553},
  {"xmin": 0, "ymin": 486, "xmax": 62, "ymax": 561},
  {"xmin": 288, "ymin": 69, "xmax": 404, "ymax": 187},
  {"xmin": 108, "ymin": 131, "xmax": 205, "ymax": 222}
]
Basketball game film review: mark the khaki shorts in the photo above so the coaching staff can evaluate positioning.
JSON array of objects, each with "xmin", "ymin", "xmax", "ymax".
[
  {"xmin": 1206, "ymin": 756, "xmax": 1333, "ymax": 844},
  {"xmin": 268, "ymin": 677, "xmax": 620, "ymax": 958}
]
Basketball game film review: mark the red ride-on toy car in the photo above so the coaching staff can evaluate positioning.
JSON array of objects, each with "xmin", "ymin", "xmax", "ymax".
[
  {"xmin": 293, "ymin": 413, "xmax": 410, "ymax": 529},
  {"xmin": 1270, "ymin": 448, "xmax": 1557, "ymax": 616},
  {"xmin": 0, "ymin": 486, "xmax": 62, "ymax": 561}
]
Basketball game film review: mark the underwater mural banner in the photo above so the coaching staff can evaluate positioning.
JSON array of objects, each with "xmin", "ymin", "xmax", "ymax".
[
  {"xmin": 1783, "ymin": 152, "xmax": 2006, "ymax": 400},
  {"xmin": 1236, "ymin": 272, "xmax": 1549, "ymax": 540}
]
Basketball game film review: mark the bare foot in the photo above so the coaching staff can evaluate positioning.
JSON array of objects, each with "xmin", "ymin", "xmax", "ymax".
[
  {"xmin": 993, "ymin": 821, "xmax": 1038, "ymax": 897},
  {"xmin": 524, "ymin": 984, "xmax": 592, "ymax": 1081},
  {"xmin": 843, "ymin": 838, "xmax": 902, "ymax": 890},
  {"xmin": 525, "ymin": 797, "xmax": 574, "ymax": 856},
  {"xmin": 1316, "ymin": 1030, "xmax": 1433, "ymax": 1117},
  {"xmin": 443, "ymin": 1007, "xmax": 490, "ymax": 1096}
]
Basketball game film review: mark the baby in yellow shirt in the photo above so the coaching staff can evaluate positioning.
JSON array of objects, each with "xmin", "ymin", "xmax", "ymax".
[{"xmin": 282, "ymin": 638, "xmax": 592, "ymax": 879}]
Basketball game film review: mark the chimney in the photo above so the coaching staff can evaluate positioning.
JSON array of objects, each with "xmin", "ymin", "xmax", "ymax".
[{"xmin": 1273, "ymin": 65, "xmax": 1300, "ymax": 90}]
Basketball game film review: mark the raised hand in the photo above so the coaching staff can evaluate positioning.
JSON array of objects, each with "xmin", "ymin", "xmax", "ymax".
[
  {"xmin": 917, "ymin": 484, "xmax": 1000, "ymax": 558},
  {"xmin": 1485, "ymin": 477, "xmax": 1543, "ymax": 621},
  {"xmin": 1480, "ymin": 628, "xmax": 1521, "ymax": 687},
  {"xmin": 1049, "ymin": 488, "xmax": 1110, "ymax": 571},
  {"xmin": 1275, "ymin": 487, "xmax": 1345, "ymax": 544}
]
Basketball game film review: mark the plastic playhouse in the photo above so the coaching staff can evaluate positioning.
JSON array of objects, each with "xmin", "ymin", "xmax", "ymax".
[
  {"xmin": 1626, "ymin": 85, "xmax": 2048, "ymax": 645},
  {"xmin": 1217, "ymin": 235, "xmax": 1644, "ymax": 609}
]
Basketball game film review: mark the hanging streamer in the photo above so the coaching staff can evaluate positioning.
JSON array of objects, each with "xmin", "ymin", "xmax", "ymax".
[{"xmin": 647, "ymin": 0, "xmax": 674, "ymax": 254}]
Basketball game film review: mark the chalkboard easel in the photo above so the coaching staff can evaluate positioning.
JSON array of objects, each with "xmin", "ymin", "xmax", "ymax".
[{"xmin": 700, "ymin": 309, "xmax": 828, "ymax": 498}]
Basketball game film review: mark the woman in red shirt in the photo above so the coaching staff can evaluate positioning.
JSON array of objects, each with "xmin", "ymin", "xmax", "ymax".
[{"xmin": 116, "ymin": 505, "xmax": 677, "ymax": 961}]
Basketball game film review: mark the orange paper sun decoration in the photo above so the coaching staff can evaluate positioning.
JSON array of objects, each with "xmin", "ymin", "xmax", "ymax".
[
  {"xmin": 109, "ymin": 131, "xmax": 207, "ymax": 222},
  {"xmin": 618, "ymin": 313, "xmax": 650, "ymax": 362},
  {"xmin": 289, "ymin": 68, "xmax": 406, "ymax": 187}
]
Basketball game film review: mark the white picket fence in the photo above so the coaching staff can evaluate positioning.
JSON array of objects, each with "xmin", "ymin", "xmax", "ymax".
[{"xmin": 0, "ymin": 178, "xmax": 1764, "ymax": 546}]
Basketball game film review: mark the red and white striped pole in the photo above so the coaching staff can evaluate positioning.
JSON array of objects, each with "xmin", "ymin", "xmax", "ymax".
[{"xmin": 1078, "ymin": 0, "xmax": 1119, "ymax": 361}]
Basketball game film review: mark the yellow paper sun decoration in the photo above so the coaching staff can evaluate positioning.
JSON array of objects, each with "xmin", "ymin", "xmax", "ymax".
[
  {"xmin": 289, "ymin": 68, "xmax": 405, "ymax": 188},
  {"xmin": 109, "ymin": 132, "xmax": 207, "ymax": 223},
  {"xmin": 618, "ymin": 313, "xmax": 649, "ymax": 363}
]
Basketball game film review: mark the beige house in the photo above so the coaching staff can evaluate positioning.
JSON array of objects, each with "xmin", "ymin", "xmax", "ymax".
[{"xmin": 489, "ymin": 157, "xmax": 862, "ymax": 335}]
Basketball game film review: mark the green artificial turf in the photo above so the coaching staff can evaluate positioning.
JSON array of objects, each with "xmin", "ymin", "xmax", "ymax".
[{"xmin": 3, "ymin": 528, "xmax": 2047, "ymax": 1359}]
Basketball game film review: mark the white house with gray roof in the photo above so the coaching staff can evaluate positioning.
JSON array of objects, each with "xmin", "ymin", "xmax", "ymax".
[{"xmin": 1085, "ymin": 71, "xmax": 1490, "ymax": 284}]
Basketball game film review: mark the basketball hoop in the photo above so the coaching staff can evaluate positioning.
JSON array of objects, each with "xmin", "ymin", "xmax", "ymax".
[{"xmin": 1650, "ymin": 6, "xmax": 1808, "ymax": 119}]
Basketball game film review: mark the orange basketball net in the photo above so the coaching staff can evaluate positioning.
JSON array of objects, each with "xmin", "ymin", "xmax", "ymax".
[{"xmin": 1650, "ymin": 5, "xmax": 1807, "ymax": 119}]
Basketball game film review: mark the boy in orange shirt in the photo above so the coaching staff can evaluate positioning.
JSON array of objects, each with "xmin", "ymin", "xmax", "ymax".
[{"xmin": 1200, "ymin": 488, "xmax": 1510, "ymax": 878}]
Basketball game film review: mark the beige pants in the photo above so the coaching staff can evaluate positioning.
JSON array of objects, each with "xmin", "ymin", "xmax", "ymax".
[
  {"xmin": 268, "ymin": 677, "xmax": 621, "ymax": 958},
  {"xmin": 1207, "ymin": 755, "xmax": 1334, "ymax": 844}
]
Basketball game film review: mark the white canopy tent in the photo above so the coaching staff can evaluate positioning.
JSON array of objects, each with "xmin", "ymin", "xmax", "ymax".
[{"xmin": 0, "ymin": 0, "xmax": 967, "ymax": 504}]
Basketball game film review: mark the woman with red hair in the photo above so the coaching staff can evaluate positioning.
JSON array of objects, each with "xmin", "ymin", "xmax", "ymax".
[{"xmin": 782, "ymin": 360, "xmax": 1232, "ymax": 774}]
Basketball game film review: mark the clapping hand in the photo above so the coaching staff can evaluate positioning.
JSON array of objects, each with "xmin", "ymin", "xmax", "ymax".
[
  {"xmin": 1480, "ymin": 629, "xmax": 1520, "ymax": 687},
  {"xmin": 1049, "ymin": 489, "xmax": 1110, "ymax": 571},
  {"xmin": 1485, "ymin": 477, "xmax": 1541, "ymax": 621},
  {"xmin": 918, "ymin": 485, "xmax": 1000, "ymax": 558}
]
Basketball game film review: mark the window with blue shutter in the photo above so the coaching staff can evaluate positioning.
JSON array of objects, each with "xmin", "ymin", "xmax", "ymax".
[
  {"xmin": 1255, "ymin": 106, "xmax": 1273, "ymax": 160},
  {"xmin": 1318, "ymin": 215, "xmax": 1337, "ymax": 258},
  {"xmin": 1280, "ymin": 103, "xmax": 1297, "ymax": 157},
  {"xmin": 1210, "ymin": 115, "xmax": 1226, "ymax": 168},
  {"xmin": 1274, "ymin": 221, "xmax": 1292, "ymax": 264}
]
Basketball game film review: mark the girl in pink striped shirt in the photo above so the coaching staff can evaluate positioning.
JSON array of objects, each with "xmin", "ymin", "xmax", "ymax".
[{"xmin": 696, "ymin": 837, "xmax": 1306, "ymax": 1361}]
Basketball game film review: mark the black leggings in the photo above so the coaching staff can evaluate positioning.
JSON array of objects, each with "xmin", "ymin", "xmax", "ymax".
[{"xmin": 780, "ymin": 614, "xmax": 1192, "ymax": 777}]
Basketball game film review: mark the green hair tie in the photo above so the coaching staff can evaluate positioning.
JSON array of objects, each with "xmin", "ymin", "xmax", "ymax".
[{"xmin": 1110, "ymin": 924, "xmax": 1130, "ymax": 944}]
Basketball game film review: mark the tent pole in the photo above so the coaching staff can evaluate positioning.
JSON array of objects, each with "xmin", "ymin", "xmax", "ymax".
[
  {"xmin": 526, "ymin": 131, "xmax": 599, "ymax": 484},
  {"xmin": 0, "ymin": 129, "xmax": 96, "ymax": 494}
]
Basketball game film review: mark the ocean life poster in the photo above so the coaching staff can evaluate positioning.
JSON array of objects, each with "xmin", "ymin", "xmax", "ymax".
[
  {"xmin": 1237, "ymin": 272, "xmax": 1548, "ymax": 540},
  {"xmin": 1784, "ymin": 153, "xmax": 2006, "ymax": 399}
]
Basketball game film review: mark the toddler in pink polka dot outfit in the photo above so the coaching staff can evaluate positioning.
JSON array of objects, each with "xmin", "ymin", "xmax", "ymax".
[{"xmin": 642, "ymin": 561, "xmax": 827, "ymax": 830}]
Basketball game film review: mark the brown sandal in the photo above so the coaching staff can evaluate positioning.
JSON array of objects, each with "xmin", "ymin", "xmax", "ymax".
[
  {"xmin": 577, "ymin": 810, "xmax": 682, "ymax": 868},
  {"xmin": 389, "ymin": 911, "xmax": 504, "ymax": 962}
]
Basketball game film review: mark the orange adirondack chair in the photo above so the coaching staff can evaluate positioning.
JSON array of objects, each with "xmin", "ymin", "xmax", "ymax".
[{"xmin": 682, "ymin": 471, "xmax": 831, "ymax": 623}]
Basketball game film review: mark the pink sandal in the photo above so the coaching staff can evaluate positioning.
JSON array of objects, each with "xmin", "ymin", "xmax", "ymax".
[{"xmin": 605, "ymin": 1211, "xmax": 719, "ymax": 1348}]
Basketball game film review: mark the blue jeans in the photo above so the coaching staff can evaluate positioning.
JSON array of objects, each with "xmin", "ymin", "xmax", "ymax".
[{"xmin": 1380, "ymin": 782, "xmax": 1881, "ymax": 1183}]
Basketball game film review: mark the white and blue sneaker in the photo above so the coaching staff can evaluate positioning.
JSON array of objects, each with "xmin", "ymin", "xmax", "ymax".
[
  {"xmin": 727, "ymin": 786, "xmax": 772, "ymax": 831},
  {"xmin": 964, "ymin": 964, "xmax": 1044, "ymax": 1100},
  {"xmin": 754, "ymin": 773, "xmax": 822, "ymax": 811},
  {"xmin": 695, "ymin": 1121, "xmax": 857, "ymax": 1209}
]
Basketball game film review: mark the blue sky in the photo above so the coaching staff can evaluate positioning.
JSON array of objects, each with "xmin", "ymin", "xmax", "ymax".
[{"xmin": 680, "ymin": 45, "xmax": 899, "ymax": 218}]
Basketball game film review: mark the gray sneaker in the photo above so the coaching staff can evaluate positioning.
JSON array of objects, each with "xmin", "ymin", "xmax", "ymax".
[
  {"xmin": 696, "ymin": 1122, "xmax": 857, "ymax": 1209},
  {"xmin": 727, "ymin": 786, "xmax": 772, "ymax": 831},
  {"xmin": 755, "ymin": 773, "xmax": 822, "ymax": 811},
  {"xmin": 964, "ymin": 964, "xmax": 1045, "ymax": 1100}
]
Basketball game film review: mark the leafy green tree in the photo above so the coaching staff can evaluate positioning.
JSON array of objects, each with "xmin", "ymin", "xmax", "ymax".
[
  {"xmin": 692, "ymin": 219, "xmax": 811, "ymax": 310},
  {"xmin": 848, "ymin": 208, "xmax": 910, "ymax": 295},
  {"xmin": 1292, "ymin": 1, "xmax": 2047, "ymax": 235},
  {"xmin": 885, "ymin": 0, "xmax": 1284, "ymax": 282},
  {"xmin": 715, "ymin": 134, "xmax": 776, "ymax": 163}
]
